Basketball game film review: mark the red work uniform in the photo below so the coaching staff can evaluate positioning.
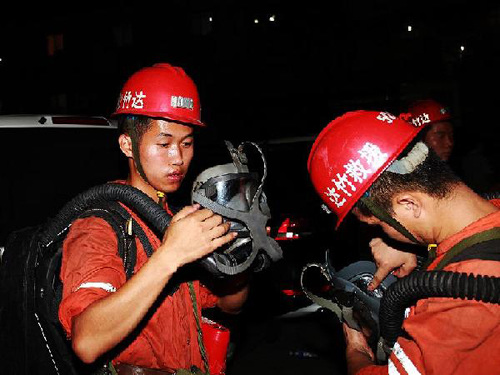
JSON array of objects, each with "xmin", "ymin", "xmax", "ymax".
[
  {"xmin": 58, "ymin": 182, "xmax": 218, "ymax": 371},
  {"xmin": 359, "ymin": 199, "xmax": 500, "ymax": 375}
]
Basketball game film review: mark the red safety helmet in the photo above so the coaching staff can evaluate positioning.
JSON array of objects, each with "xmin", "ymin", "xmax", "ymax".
[
  {"xmin": 112, "ymin": 63, "xmax": 205, "ymax": 127},
  {"xmin": 307, "ymin": 111, "xmax": 422, "ymax": 228},
  {"xmin": 408, "ymin": 99, "xmax": 451, "ymax": 128}
]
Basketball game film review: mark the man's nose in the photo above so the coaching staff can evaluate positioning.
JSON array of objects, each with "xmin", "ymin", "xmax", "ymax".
[{"xmin": 168, "ymin": 146, "xmax": 183, "ymax": 165}]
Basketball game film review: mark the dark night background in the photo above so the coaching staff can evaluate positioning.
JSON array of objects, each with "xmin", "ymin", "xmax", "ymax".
[
  {"xmin": 2, "ymin": 0, "xmax": 499, "ymax": 205},
  {"xmin": 1, "ymin": 0, "xmax": 498, "ymax": 223},
  {"xmin": 1, "ymin": 1, "xmax": 499, "ymax": 374},
  {"xmin": 2, "ymin": 0, "xmax": 500, "ymax": 142}
]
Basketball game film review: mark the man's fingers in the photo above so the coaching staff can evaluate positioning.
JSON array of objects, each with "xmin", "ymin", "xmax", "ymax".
[
  {"xmin": 171, "ymin": 204, "xmax": 201, "ymax": 223},
  {"xmin": 398, "ymin": 261, "xmax": 416, "ymax": 277},
  {"xmin": 201, "ymin": 213, "xmax": 224, "ymax": 230},
  {"xmin": 209, "ymin": 221, "xmax": 231, "ymax": 238},
  {"xmin": 369, "ymin": 237, "xmax": 382, "ymax": 247},
  {"xmin": 368, "ymin": 265, "xmax": 391, "ymax": 291},
  {"xmin": 210, "ymin": 231, "xmax": 238, "ymax": 250},
  {"xmin": 190, "ymin": 208, "xmax": 218, "ymax": 221}
]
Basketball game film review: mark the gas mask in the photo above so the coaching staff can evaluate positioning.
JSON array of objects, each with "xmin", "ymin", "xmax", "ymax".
[
  {"xmin": 301, "ymin": 250, "xmax": 396, "ymax": 352},
  {"xmin": 192, "ymin": 141, "xmax": 283, "ymax": 277}
]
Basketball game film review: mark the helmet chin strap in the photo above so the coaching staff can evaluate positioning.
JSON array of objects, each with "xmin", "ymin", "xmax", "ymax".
[
  {"xmin": 129, "ymin": 126, "xmax": 166, "ymax": 207},
  {"xmin": 360, "ymin": 196, "xmax": 421, "ymax": 245}
]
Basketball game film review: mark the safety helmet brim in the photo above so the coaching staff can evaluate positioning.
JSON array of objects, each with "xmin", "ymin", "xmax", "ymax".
[{"xmin": 110, "ymin": 110, "xmax": 206, "ymax": 127}]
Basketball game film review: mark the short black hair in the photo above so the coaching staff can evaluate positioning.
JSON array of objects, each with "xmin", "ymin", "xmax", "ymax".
[
  {"xmin": 354, "ymin": 144, "xmax": 461, "ymax": 217},
  {"xmin": 117, "ymin": 115, "xmax": 154, "ymax": 144}
]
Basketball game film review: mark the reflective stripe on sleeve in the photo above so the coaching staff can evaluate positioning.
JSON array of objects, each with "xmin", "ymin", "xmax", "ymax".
[
  {"xmin": 75, "ymin": 282, "xmax": 117, "ymax": 293},
  {"xmin": 392, "ymin": 342, "xmax": 421, "ymax": 375},
  {"xmin": 388, "ymin": 359, "xmax": 401, "ymax": 375},
  {"xmin": 404, "ymin": 307, "xmax": 411, "ymax": 319}
]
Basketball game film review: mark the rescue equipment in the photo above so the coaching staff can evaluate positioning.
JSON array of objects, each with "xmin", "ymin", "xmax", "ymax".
[
  {"xmin": 191, "ymin": 141, "xmax": 283, "ymax": 277},
  {"xmin": 300, "ymin": 250, "xmax": 397, "ymax": 349},
  {"xmin": 379, "ymin": 226, "xmax": 500, "ymax": 353},
  {"xmin": 112, "ymin": 63, "xmax": 204, "ymax": 127}
]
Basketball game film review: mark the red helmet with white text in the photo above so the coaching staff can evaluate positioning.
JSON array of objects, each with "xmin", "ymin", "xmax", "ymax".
[
  {"xmin": 408, "ymin": 99, "xmax": 450, "ymax": 128},
  {"xmin": 112, "ymin": 63, "xmax": 205, "ymax": 126},
  {"xmin": 307, "ymin": 111, "xmax": 422, "ymax": 227}
]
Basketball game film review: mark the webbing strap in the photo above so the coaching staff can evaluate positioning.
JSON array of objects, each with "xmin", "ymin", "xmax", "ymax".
[
  {"xmin": 129, "ymin": 126, "xmax": 149, "ymax": 184},
  {"xmin": 360, "ymin": 197, "xmax": 421, "ymax": 244},
  {"xmin": 188, "ymin": 282, "xmax": 209, "ymax": 375},
  {"xmin": 433, "ymin": 227, "xmax": 500, "ymax": 271}
]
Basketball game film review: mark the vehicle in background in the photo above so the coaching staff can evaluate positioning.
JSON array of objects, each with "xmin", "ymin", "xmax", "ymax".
[{"xmin": 0, "ymin": 115, "xmax": 125, "ymax": 250}]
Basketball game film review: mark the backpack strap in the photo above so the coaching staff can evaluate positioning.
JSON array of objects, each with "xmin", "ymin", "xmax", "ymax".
[
  {"xmin": 78, "ymin": 201, "xmax": 183, "ymax": 304},
  {"xmin": 433, "ymin": 227, "xmax": 500, "ymax": 271},
  {"xmin": 79, "ymin": 201, "xmax": 138, "ymax": 280},
  {"xmin": 78, "ymin": 200, "xmax": 155, "ymax": 280}
]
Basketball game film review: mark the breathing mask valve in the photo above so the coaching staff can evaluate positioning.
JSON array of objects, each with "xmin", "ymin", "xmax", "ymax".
[{"xmin": 192, "ymin": 141, "xmax": 283, "ymax": 277}]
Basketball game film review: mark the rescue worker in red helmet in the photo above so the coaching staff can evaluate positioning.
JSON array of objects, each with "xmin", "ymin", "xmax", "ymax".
[
  {"xmin": 408, "ymin": 99, "xmax": 454, "ymax": 162},
  {"xmin": 308, "ymin": 110, "xmax": 500, "ymax": 375},
  {"xmin": 59, "ymin": 63, "xmax": 249, "ymax": 374},
  {"xmin": 366, "ymin": 99, "xmax": 455, "ymax": 292}
]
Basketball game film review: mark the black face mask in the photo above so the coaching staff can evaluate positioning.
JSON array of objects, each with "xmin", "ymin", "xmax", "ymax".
[{"xmin": 191, "ymin": 141, "xmax": 283, "ymax": 277}]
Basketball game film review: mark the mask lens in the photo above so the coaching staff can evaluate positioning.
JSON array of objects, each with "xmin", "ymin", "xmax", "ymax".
[{"xmin": 202, "ymin": 173, "xmax": 258, "ymax": 212}]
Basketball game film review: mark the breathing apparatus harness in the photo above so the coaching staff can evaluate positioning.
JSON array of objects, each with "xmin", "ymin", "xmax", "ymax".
[{"xmin": 191, "ymin": 141, "xmax": 283, "ymax": 277}]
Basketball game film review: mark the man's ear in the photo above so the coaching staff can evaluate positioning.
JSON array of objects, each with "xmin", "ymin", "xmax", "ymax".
[
  {"xmin": 394, "ymin": 193, "xmax": 422, "ymax": 219},
  {"xmin": 118, "ymin": 133, "xmax": 133, "ymax": 158}
]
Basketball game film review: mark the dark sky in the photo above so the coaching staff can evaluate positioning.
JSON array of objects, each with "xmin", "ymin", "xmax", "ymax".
[{"xmin": 0, "ymin": 0, "xmax": 499, "ymax": 142}]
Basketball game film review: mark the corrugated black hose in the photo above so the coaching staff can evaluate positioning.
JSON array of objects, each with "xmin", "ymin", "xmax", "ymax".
[
  {"xmin": 40, "ymin": 183, "xmax": 171, "ymax": 247},
  {"xmin": 379, "ymin": 270, "xmax": 500, "ymax": 347}
]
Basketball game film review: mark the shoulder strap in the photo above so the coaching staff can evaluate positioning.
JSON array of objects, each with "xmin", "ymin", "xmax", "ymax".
[
  {"xmin": 78, "ymin": 201, "xmax": 155, "ymax": 279},
  {"xmin": 79, "ymin": 201, "xmax": 182, "ymax": 297},
  {"xmin": 434, "ymin": 227, "xmax": 500, "ymax": 271},
  {"xmin": 79, "ymin": 201, "xmax": 137, "ymax": 279}
]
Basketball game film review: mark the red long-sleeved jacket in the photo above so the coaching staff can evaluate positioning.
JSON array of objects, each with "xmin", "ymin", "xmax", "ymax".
[{"xmin": 59, "ymin": 181, "xmax": 218, "ymax": 371}]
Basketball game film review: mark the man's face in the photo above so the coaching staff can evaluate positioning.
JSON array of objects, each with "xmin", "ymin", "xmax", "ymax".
[
  {"xmin": 138, "ymin": 119, "xmax": 194, "ymax": 193},
  {"xmin": 424, "ymin": 121, "xmax": 454, "ymax": 161}
]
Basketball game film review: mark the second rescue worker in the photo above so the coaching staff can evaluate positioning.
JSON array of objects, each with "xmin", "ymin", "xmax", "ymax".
[{"xmin": 308, "ymin": 110, "xmax": 500, "ymax": 375}]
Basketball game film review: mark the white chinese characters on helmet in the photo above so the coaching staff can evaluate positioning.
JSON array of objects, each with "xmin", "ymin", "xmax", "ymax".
[{"xmin": 323, "ymin": 142, "xmax": 388, "ymax": 209}]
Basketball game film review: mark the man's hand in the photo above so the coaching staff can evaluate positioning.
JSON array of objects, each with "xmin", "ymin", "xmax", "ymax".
[
  {"xmin": 159, "ymin": 204, "xmax": 237, "ymax": 268},
  {"xmin": 343, "ymin": 323, "xmax": 375, "ymax": 375},
  {"xmin": 368, "ymin": 237, "xmax": 417, "ymax": 290}
]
